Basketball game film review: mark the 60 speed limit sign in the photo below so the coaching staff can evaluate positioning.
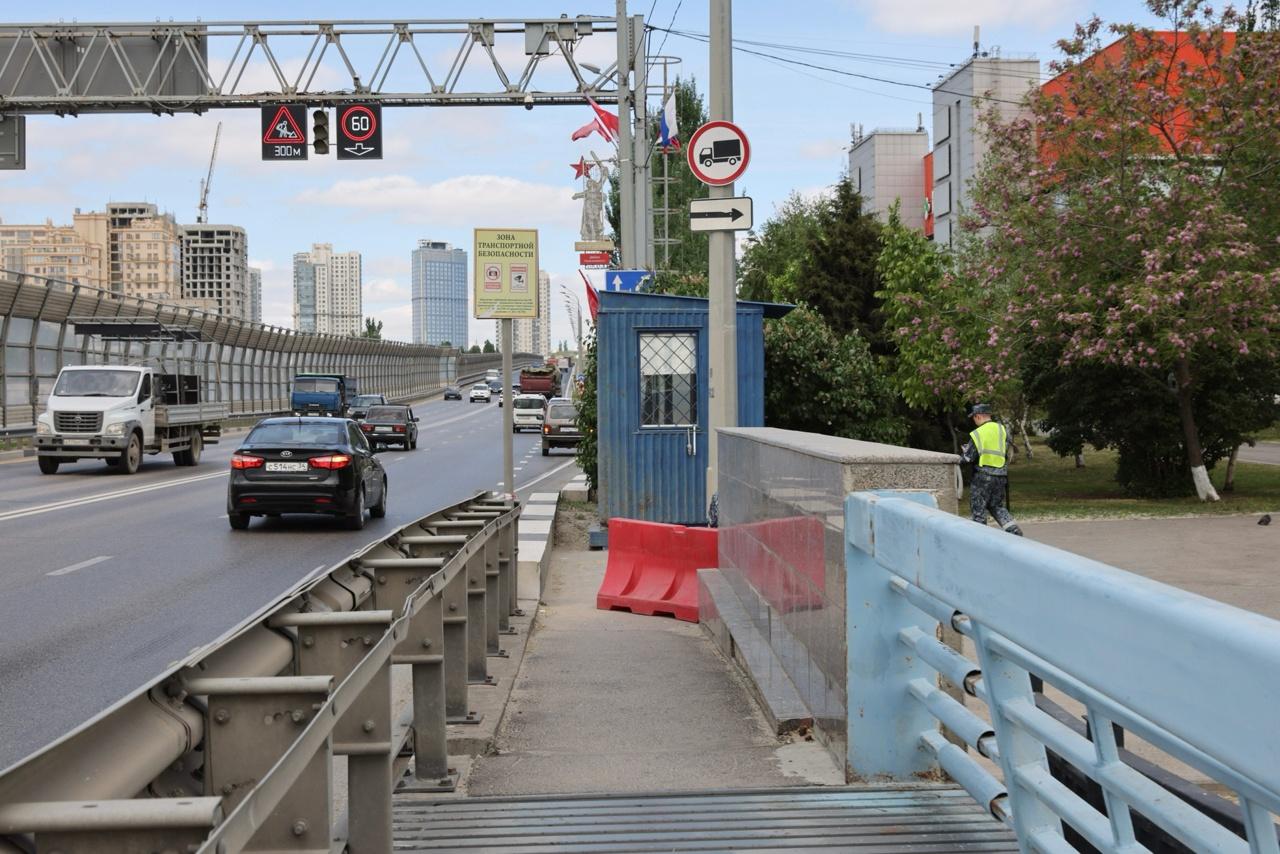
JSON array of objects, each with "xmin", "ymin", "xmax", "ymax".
[{"xmin": 337, "ymin": 103, "xmax": 383, "ymax": 160}]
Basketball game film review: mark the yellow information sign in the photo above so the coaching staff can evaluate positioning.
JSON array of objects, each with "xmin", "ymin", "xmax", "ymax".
[{"xmin": 473, "ymin": 228, "xmax": 539, "ymax": 319}]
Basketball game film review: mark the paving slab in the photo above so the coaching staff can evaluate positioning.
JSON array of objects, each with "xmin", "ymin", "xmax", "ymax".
[{"xmin": 466, "ymin": 549, "xmax": 843, "ymax": 796}]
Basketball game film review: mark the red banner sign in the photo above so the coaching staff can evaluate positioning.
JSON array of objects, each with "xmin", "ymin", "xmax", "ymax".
[{"xmin": 579, "ymin": 251, "xmax": 612, "ymax": 266}]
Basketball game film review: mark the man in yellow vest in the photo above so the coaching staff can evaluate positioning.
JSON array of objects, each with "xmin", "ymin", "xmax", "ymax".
[{"xmin": 960, "ymin": 404, "xmax": 1023, "ymax": 536}]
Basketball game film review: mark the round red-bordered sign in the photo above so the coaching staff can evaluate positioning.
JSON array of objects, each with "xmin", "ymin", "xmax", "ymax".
[
  {"xmin": 340, "ymin": 104, "xmax": 377, "ymax": 142},
  {"xmin": 686, "ymin": 120, "xmax": 750, "ymax": 186}
]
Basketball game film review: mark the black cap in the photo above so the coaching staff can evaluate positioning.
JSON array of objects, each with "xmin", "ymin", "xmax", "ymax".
[{"xmin": 969, "ymin": 404, "xmax": 992, "ymax": 417}]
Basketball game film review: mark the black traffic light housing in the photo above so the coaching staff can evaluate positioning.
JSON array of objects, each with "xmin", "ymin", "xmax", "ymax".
[{"xmin": 313, "ymin": 109, "xmax": 329, "ymax": 154}]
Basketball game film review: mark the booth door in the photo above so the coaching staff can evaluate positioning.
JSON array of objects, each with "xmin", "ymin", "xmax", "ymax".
[{"xmin": 635, "ymin": 329, "xmax": 705, "ymax": 524}]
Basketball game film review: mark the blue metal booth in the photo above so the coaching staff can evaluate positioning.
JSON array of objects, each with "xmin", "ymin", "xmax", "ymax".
[{"xmin": 596, "ymin": 290, "xmax": 792, "ymax": 525}]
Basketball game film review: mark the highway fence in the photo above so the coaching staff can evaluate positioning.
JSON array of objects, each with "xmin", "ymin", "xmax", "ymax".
[
  {"xmin": 0, "ymin": 273, "xmax": 538, "ymax": 432},
  {"xmin": 0, "ymin": 490, "xmax": 522, "ymax": 852}
]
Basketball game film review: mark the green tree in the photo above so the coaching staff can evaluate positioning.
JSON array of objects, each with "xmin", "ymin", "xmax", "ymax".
[
  {"xmin": 738, "ymin": 192, "xmax": 827, "ymax": 303},
  {"xmin": 482, "ymin": 339, "xmax": 495, "ymax": 354},
  {"xmin": 467, "ymin": 344, "xmax": 481, "ymax": 354},
  {"xmin": 763, "ymin": 305, "xmax": 906, "ymax": 444},
  {"xmin": 361, "ymin": 317, "xmax": 383, "ymax": 339},
  {"xmin": 439, "ymin": 340, "xmax": 452, "ymax": 348},
  {"xmin": 574, "ymin": 333, "xmax": 599, "ymax": 491}
]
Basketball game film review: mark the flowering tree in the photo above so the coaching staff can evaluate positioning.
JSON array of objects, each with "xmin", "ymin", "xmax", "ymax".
[{"xmin": 972, "ymin": 1, "xmax": 1280, "ymax": 500}]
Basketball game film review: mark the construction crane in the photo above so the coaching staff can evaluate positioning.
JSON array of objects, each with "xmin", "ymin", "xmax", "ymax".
[{"xmin": 196, "ymin": 121, "xmax": 222, "ymax": 224}]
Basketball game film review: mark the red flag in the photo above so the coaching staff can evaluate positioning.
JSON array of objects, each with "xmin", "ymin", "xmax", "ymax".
[
  {"xmin": 579, "ymin": 270, "xmax": 600, "ymax": 322},
  {"xmin": 586, "ymin": 97, "xmax": 619, "ymax": 141},
  {"xmin": 571, "ymin": 118, "xmax": 606, "ymax": 142}
]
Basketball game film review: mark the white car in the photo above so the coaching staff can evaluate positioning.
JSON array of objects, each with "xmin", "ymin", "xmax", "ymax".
[
  {"xmin": 511, "ymin": 394, "xmax": 547, "ymax": 432},
  {"xmin": 469, "ymin": 383, "xmax": 492, "ymax": 403}
]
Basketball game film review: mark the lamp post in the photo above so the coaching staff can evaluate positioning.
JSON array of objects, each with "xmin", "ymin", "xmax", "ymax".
[{"xmin": 560, "ymin": 285, "xmax": 585, "ymax": 397}]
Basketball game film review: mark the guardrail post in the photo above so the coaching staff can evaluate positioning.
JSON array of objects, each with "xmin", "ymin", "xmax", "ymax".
[
  {"xmin": 499, "ymin": 513, "xmax": 522, "ymax": 623},
  {"xmin": 186, "ymin": 675, "xmax": 334, "ymax": 852},
  {"xmin": 442, "ymin": 560, "xmax": 481, "ymax": 724},
  {"xmin": 396, "ymin": 594, "xmax": 456, "ymax": 792},
  {"xmin": 466, "ymin": 548, "xmax": 495, "ymax": 685},
  {"xmin": 484, "ymin": 535, "xmax": 507, "ymax": 656},
  {"xmin": 845, "ymin": 491, "xmax": 941, "ymax": 779},
  {"xmin": 269, "ymin": 611, "xmax": 396, "ymax": 853}
]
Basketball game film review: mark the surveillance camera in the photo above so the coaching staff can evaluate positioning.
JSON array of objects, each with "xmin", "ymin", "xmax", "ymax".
[{"xmin": 524, "ymin": 94, "xmax": 534, "ymax": 111}]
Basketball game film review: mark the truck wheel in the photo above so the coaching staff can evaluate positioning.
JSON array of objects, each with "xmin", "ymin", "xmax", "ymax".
[
  {"xmin": 119, "ymin": 432, "xmax": 142, "ymax": 474},
  {"xmin": 345, "ymin": 487, "xmax": 367, "ymax": 531},
  {"xmin": 175, "ymin": 432, "xmax": 202, "ymax": 466},
  {"xmin": 37, "ymin": 456, "xmax": 59, "ymax": 474},
  {"xmin": 228, "ymin": 512, "xmax": 251, "ymax": 530}
]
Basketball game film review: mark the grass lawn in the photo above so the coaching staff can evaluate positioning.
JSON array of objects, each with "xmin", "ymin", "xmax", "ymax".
[{"xmin": 1000, "ymin": 439, "xmax": 1280, "ymax": 520}]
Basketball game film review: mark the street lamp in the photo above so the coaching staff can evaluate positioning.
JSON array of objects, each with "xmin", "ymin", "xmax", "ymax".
[{"xmin": 560, "ymin": 284, "xmax": 585, "ymax": 397}]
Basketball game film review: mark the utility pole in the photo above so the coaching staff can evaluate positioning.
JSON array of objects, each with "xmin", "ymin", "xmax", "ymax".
[
  {"xmin": 706, "ymin": 0, "xmax": 737, "ymax": 517},
  {"xmin": 615, "ymin": 0, "xmax": 636, "ymax": 268},
  {"xmin": 632, "ymin": 14, "xmax": 653, "ymax": 270}
]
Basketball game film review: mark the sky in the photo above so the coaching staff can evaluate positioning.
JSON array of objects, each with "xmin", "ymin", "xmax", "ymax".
[{"xmin": 0, "ymin": 0, "xmax": 1162, "ymax": 348}]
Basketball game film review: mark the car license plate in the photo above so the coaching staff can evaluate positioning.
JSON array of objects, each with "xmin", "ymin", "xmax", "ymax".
[
  {"xmin": 375, "ymin": 426, "xmax": 392, "ymax": 432},
  {"xmin": 63, "ymin": 438, "xmax": 92, "ymax": 446},
  {"xmin": 266, "ymin": 461, "xmax": 308, "ymax": 472}
]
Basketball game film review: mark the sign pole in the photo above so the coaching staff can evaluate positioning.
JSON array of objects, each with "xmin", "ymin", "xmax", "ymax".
[
  {"xmin": 706, "ymin": 0, "xmax": 737, "ymax": 519},
  {"xmin": 502, "ymin": 319, "xmax": 514, "ymax": 496}
]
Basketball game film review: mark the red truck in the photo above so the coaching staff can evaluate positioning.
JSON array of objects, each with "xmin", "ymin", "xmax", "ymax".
[{"xmin": 519, "ymin": 365, "xmax": 561, "ymax": 399}]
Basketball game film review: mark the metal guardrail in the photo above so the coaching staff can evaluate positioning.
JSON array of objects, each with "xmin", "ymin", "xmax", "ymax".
[
  {"xmin": 845, "ymin": 490, "xmax": 1280, "ymax": 853},
  {"xmin": 0, "ymin": 490, "xmax": 523, "ymax": 852}
]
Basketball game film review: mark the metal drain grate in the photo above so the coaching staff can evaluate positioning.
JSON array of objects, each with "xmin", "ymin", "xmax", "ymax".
[{"xmin": 393, "ymin": 785, "xmax": 1019, "ymax": 852}]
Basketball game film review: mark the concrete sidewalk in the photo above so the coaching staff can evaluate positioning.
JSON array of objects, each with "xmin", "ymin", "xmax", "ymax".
[{"xmin": 465, "ymin": 548, "xmax": 842, "ymax": 796}]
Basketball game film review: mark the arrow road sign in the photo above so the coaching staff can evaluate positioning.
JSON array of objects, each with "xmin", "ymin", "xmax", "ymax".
[
  {"xmin": 604, "ymin": 270, "xmax": 652, "ymax": 292},
  {"xmin": 336, "ymin": 103, "xmax": 382, "ymax": 160},
  {"xmin": 261, "ymin": 104, "xmax": 308, "ymax": 161},
  {"xmin": 688, "ymin": 197, "xmax": 753, "ymax": 233}
]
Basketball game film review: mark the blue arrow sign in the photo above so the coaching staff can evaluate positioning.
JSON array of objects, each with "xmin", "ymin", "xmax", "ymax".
[{"xmin": 605, "ymin": 270, "xmax": 652, "ymax": 292}]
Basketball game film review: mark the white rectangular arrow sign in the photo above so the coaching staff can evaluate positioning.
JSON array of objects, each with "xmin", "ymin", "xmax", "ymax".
[{"xmin": 688, "ymin": 196, "xmax": 753, "ymax": 232}]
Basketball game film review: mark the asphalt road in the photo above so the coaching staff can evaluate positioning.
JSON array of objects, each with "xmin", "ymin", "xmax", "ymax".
[
  {"xmin": 1239, "ymin": 441, "xmax": 1280, "ymax": 466},
  {"xmin": 0, "ymin": 396, "xmax": 580, "ymax": 771}
]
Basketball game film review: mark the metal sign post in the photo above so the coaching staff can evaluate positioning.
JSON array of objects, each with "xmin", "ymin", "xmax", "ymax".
[{"xmin": 502, "ymin": 320, "xmax": 514, "ymax": 495}]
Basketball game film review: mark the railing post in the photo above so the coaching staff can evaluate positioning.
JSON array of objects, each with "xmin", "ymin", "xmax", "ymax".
[
  {"xmin": 187, "ymin": 676, "xmax": 333, "ymax": 851},
  {"xmin": 844, "ymin": 491, "xmax": 941, "ymax": 779},
  {"xmin": 442, "ymin": 559, "xmax": 481, "ymax": 724},
  {"xmin": 502, "ymin": 512, "xmax": 523, "ymax": 619},
  {"xmin": 396, "ymin": 594, "xmax": 456, "ymax": 792},
  {"xmin": 484, "ymin": 536, "xmax": 506, "ymax": 656},
  {"xmin": 465, "ymin": 548, "xmax": 494, "ymax": 685}
]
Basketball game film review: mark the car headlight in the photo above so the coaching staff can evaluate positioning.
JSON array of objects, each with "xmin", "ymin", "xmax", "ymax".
[
  {"xmin": 36, "ymin": 421, "xmax": 51, "ymax": 435},
  {"xmin": 104, "ymin": 421, "xmax": 126, "ymax": 436}
]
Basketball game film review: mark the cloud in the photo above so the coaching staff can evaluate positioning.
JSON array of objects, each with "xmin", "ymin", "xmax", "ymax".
[
  {"xmin": 860, "ymin": 0, "xmax": 1080, "ymax": 35},
  {"xmin": 368, "ymin": 304, "xmax": 413, "ymax": 343},
  {"xmin": 798, "ymin": 139, "xmax": 847, "ymax": 161},
  {"xmin": 293, "ymin": 174, "xmax": 578, "ymax": 230},
  {"xmin": 365, "ymin": 277, "xmax": 410, "ymax": 301}
]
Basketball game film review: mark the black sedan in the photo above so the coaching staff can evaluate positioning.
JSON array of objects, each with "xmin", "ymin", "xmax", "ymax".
[
  {"xmin": 227, "ymin": 417, "xmax": 387, "ymax": 531},
  {"xmin": 360, "ymin": 404, "xmax": 419, "ymax": 450},
  {"xmin": 443, "ymin": 385, "xmax": 462, "ymax": 400}
]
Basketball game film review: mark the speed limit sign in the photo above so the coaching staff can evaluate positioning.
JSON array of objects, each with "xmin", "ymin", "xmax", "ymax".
[{"xmin": 336, "ymin": 103, "xmax": 383, "ymax": 160}]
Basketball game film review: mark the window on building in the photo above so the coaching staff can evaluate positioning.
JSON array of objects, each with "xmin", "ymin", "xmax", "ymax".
[{"xmin": 639, "ymin": 332, "xmax": 697, "ymax": 427}]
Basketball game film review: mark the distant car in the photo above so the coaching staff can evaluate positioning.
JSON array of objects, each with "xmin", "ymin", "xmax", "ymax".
[
  {"xmin": 470, "ymin": 384, "xmax": 491, "ymax": 403},
  {"xmin": 226, "ymin": 417, "xmax": 387, "ymax": 531},
  {"xmin": 443, "ymin": 385, "xmax": 462, "ymax": 401},
  {"xmin": 349, "ymin": 394, "xmax": 387, "ymax": 421},
  {"xmin": 512, "ymin": 394, "xmax": 547, "ymax": 432},
  {"xmin": 487, "ymin": 378, "xmax": 502, "ymax": 394},
  {"xmin": 360, "ymin": 404, "xmax": 419, "ymax": 450},
  {"xmin": 541, "ymin": 399, "xmax": 581, "ymax": 456}
]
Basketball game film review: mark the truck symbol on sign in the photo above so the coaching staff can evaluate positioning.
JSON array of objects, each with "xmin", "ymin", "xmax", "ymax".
[{"xmin": 699, "ymin": 139, "xmax": 741, "ymax": 168}]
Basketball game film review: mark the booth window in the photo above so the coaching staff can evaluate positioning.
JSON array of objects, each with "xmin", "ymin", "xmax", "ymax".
[{"xmin": 639, "ymin": 332, "xmax": 697, "ymax": 427}]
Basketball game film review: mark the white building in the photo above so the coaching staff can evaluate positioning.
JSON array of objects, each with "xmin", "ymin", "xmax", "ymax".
[
  {"xmin": 496, "ymin": 269, "xmax": 551, "ymax": 356},
  {"xmin": 247, "ymin": 266, "xmax": 262, "ymax": 324},
  {"xmin": 930, "ymin": 53, "xmax": 1039, "ymax": 247},
  {"xmin": 848, "ymin": 125, "xmax": 930, "ymax": 229},
  {"xmin": 411, "ymin": 240, "xmax": 468, "ymax": 347},
  {"xmin": 292, "ymin": 243, "xmax": 362, "ymax": 336},
  {"xmin": 182, "ymin": 225, "xmax": 249, "ymax": 321}
]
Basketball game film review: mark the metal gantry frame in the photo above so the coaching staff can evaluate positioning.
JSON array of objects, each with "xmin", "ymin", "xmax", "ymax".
[{"xmin": 0, "ymin": 17, "xmax": 622, "ymax": 113}]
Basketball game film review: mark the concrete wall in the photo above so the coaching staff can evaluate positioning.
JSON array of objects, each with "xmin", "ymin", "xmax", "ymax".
[
  {"xmin": 849, "ymin": 130, "xmax": 929, "ymax": 229},
  {"xmin": 715, "ymin": 427, "xmax": 958, "ymax": 774}
]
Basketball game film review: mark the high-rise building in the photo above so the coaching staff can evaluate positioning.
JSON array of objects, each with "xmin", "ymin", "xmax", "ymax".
[
  {"xmin": 293, "ymin": 243, "xmax": 362, "ymax": 335},
  {"xmin": 848, "ymin": 125, "xmax": 930, "ymax": 230},
  {"xmin": 106, "ymin": 202, "xmax": 183, "ymax": 302},
  {"xmin": 930, "ymin": 54, "xmax": 1039, "ymax": 247},
  {"xmin": 247, "ymin": 267, "xmax": 263, "ymax": 324},
  {"xmin": 411, "ymin": 240, "xmax": 468, "ymax": 347},
  {"xmin": 0, "ymin": 215, "xmax": 108, "ymax": 288},
  {"xmin": 182, "ymin": 225, "xmax": 248, "ymax": 320},
  {"xmin": 497, "ymin": 270, "xmax": 550, "ymax": 356}
]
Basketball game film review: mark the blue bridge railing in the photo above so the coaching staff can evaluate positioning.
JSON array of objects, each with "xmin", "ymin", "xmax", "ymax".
[{"xmin": 846, "ymin": 490, "xmax": 1280, "ymax": 853}]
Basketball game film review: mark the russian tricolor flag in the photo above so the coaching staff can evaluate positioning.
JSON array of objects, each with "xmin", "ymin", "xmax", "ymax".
[{"xmin": 659, "ymin": 92, "xmax": 680, "ymax": 150}]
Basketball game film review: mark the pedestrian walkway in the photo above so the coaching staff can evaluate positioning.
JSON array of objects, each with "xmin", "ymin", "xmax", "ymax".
[{"xmin": 464, "ymin": 548, "xmax": 843, "ymax": 795}]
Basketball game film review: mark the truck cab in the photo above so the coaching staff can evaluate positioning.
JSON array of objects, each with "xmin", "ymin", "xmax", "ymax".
[
  {"xmin": 290, "ymin": 374, "xmax": 356, "ymax": 417},
  {"xmin": 35, "ymin": 365, "xmax": 225, "ymax": 475}
]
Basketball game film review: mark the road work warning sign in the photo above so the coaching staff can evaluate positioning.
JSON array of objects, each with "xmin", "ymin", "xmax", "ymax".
[{"xmin": 473, "ymin": 228, "xmax": 539, "ymax": 319}]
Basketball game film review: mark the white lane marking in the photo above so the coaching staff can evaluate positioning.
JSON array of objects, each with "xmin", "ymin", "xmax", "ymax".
[
  {"xmin": 517, "ymin": 459, "xmax": 578, "ymax": 493},
  {"xmin": 47, "ymin": 555, "xmax": 112, "ymax": 577},
  {"xmin": 312, "ymin": 564, "xmax": 326, "ymax": 573},
  {"xmin": 0, "ymin": 470, "xmax": 228, "ymax": 524}
]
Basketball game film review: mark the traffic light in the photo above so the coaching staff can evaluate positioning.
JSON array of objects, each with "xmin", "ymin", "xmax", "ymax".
[{"xmin": 313, "ymin": 109, "xmax": 329, "ymax": 155}]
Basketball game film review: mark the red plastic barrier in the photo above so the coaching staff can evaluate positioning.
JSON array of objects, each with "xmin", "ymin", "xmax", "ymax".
[{"xmin": 596, "ymin": 519, "xmax": 719, "ymax": 622}]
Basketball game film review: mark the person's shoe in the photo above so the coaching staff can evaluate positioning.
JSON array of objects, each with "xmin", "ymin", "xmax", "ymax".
[{"xmin": 1005, "ymin": 524, "xmax": 1024, "ymax": 537}]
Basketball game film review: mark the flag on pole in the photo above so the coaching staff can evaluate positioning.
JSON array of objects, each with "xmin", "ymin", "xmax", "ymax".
[
  {"xmin": 571, "ymin": 118, "xmax": 609, "ymax": 142},
  {"xmin": 587, "ymin": 97, "xmax": 620, "ymax": 140},
  {"xmin": 579, "ymin": 270, "xmax": 600, "ymax": 322},
  {"xmin": 659, "ymin": 92, "xmax": 680, "ymax": 150}
]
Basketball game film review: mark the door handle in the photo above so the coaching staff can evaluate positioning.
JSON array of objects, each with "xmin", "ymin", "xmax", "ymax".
[{"xmin": 686, "ymin": 426, "xmax": 695, "ymax": 456}]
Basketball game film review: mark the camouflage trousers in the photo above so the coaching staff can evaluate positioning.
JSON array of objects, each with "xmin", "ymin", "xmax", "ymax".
[{"xmin": 970, "ymin": 471, "xmax": 1018, "ymax": 531}]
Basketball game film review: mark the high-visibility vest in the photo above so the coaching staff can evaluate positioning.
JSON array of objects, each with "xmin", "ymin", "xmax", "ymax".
[{"xmin": 970, "ymin": 421, "xmax": 1008, "ymax": 469}]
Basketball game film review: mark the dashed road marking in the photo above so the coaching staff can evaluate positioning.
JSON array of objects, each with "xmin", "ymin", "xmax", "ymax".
[{"xmin": 47, "ymin": 555, "xmax": 113, "ymax": 577}]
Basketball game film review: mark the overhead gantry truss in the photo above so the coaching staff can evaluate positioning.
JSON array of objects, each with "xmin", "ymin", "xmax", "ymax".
[{"xmin": 0, "ymin": 17, "xmax": 623, "ymax": 114}]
